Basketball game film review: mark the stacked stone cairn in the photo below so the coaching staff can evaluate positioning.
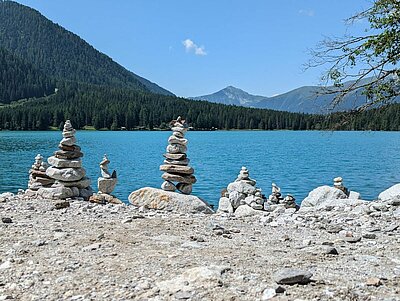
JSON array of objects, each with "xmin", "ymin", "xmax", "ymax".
[
  {"xmin": 218, "ymin": 167, "xmax": 299, "ymax": 214},
  {"xmin": 89, "ymin": 155, "xmax": 122, "ymax": 204},
  {"xmin": 333, "ymin": 177, "xmax": 350, "ymax": 196},
  {"xmin": 218, "ymin": 167, "xmax": 267, "ymax": 213},
  {"xmin": 159, "ymin": 116, "xmax": 196, "ymax": 195},
  {"xmin": 27, "ymin": 154, "xmax": 54, "ymax": 192},
  {"xmin": 266, "ymin": 183, "xmax": 298, "ymax": 209},
  {"xmin": 38, "ymin": 120, "xmax": 92, "ymax": 200}
]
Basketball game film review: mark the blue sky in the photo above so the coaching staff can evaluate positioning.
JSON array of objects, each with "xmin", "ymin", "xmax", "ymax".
[{"xmin": 16, "ymin": 0, "xmax": 371, "ymax": 97}]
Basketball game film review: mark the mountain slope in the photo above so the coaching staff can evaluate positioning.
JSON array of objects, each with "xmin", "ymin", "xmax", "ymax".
[
  {"xmin": 0, "ymin": 1, "xmax": 173, "ymax": 95},
  {"xmin": 0, "ymin": 47, "xmax": 55, "ymax": 104},
  {"xmin": 191, "ymin": 86, "xmax": 265, "ymax": 106},
  {"xmin": 192, "ymin": 83, "xmax": 388, "ymax": 114}
]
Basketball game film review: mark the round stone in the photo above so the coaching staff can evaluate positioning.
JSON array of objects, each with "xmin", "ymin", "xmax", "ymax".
[
  {"xmin": 168, "ymin": 136, "xmax": 188, "ymax": 146},
  {"xmin": 46, "ymin": 167, "xmax": 86, "ymax": 182},
  {"xmin": 60, "ymin": 136, "xmax": 77, "ymax": 146},
  {"xmin": 159, "ymin": 164, "xmax": 194, "ymax": 175},
  {"xmin": 176, "ymin": 183, "xmax": 192, "ymax": 195},
  {"xmin": 161, "ymin": 172, "xmax": 197, "ymax": 184},
  {"xmin": 161, "ymin": 181, "xmax": 176, "ymax": 192},
  {"xmin": 166, "ymin": 144, "xmax": 187, "ymax": 154}
]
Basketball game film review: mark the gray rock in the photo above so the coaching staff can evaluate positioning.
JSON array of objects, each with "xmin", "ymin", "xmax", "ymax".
[
  {"xmin": 218, "ymin": 197, "xmax": 234, "ymax": 214},
  {"xmin": 166, "ymin": 144, "xmax": 187, "ymax": 154},
  {"xmin": 46, "ymin": 167, "xmax": 86, "ymax": 182},
  {"xmin": 162, "ymin": 172, "xmax": 196, "ymax": 184},
  {"xmin": 349, "ymin": 191, "xmax": 361, "ymax": 199},
  {"xmin": 229, "ymin": 191, "xmax": 246, "ymax": 209},
  {"xmin": 301, "ymin": 186, "xmax": 348, "ymax": 207},
  {"xmin": 37, "ymin": 186, "xmax": 74, "ymax": 200},
  {"xmin": 273, "ymin": 268, "xmax": 313, "ymax": 285},
  {"xmin": 48, "ymin": 156, "xmax": 82, "ymax": 168},
  {"xmin": 164, "ymin": 158, "xmax": 190, "ymax": 166},
  {"xmin": 161, "ymin": 181, "xmax": 176, "ymax": 192},
  {"xmin": 234, "ymin": 205, "xmax": 262, "ymax": 217},
  {"xmin": 56, "ymin": 177, "xmax": 91, "ymax": 189},
  {"xmin": 227, "ymin": 181, "xmax": 256, "ymax": 195},
  {"xmin": 98, "ymin": 177, "xmax": 117, "ymax": 194},
  {"xmin": 128, "ymin": 187, "xmax": 213, "ymax": 214},
  {"xmin": 1, "ymin": 217, "xmax": 12, "ymax": 223},
  {"xmin": 378, "ymin": 183, "xmax": 400, "ymax": 201},
  {"xmin": 159, "ymin": 164, "xmax": 194, "ymax": 175},
  {"xmin": 79, "ymin": 186, "xmax": 93, "ymax": 200},
  {"xmin": 168, "ymin": 136, "xmax": 188, "ymax": 146},
  {"xmin": 176, "ymin": 183, "xmax": 193, "ymax": 195},
  {"xmin": 60, "ymin": 136, "xmax": 77, "ymax": 146},
  {"xmin": 82, "ymin": 243, "xmax": 101, "ymax": 252},
  {"xmin": 54, "ymin": 201, "xmax": 70, "ymax": 210}
]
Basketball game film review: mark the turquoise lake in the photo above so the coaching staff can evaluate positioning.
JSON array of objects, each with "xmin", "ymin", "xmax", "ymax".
[{"xmin": 1, "ymin": 131, "xmax": 400, "ymax": 206}]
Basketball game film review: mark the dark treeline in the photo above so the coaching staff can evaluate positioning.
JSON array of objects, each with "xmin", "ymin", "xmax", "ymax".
[
  {"xmin": 0, "ymin": 82, "xmax": 324, "ymax": 131},
  {"xmin": 1, "ymin": 82, "xmax": 399, "ymax": 131},
  {"xmin": 0, "ymin": 48, "xmax": 55, "ymax": 104}
]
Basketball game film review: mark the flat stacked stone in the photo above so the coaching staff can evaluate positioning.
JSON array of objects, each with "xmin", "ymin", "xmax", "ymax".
[
  {"xmin": 333, "ymin": 177, "xmax": 350, "ymax": 196},
  {"xmin": 89, "ymin": 155, "xmax": 122, "ymax": 205},
  {"xmin": 38, "ymin": 120, "xmax": 92, "ymax": 200},
  {"xmin": 27, "ymin": 154, "xmax": 54, "ymax": 191},
  {"xmin": 160, "ymin": 116, "xmax": 196, "ymax": 195}
]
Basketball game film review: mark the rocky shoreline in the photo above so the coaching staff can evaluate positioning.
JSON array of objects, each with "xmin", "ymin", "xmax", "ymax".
[{"xmin": 0, "ymin": 190, "xmax": 399, "ymax": 301}]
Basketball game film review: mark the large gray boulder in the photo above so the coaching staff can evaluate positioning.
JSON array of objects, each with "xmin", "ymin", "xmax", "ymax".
[
  {"xmin": 378, "ymin": 183, "xmax": 400, "ymax": 201},
  {"xmin": 37, "ymin": 186, "xmax": 75, "ymax": 199},
  {"xmin": 234, "ymin": 204, "xmax": 262, "ymax": 217},
  {"xmin": 301, "ymin": 186, "xmax": 347, "ymax": 207},
  {"xmin": 217, "ymin": 197, "xmax": 234, "ymax": 214},
  {"xmin": 128, "ymin": 187, "xmax": 214, "ymax": 214}
]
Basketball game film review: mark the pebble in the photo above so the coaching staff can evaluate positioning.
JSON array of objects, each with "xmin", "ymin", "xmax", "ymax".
[
  {"xmin": 54, "ymin": 201, "xmax": 70, "ymax": 210},
  {"xmin": 1, "ymin": 217, "xmax": 12, "ymax": 223},
  {"xmin": 261, "ymin": 288, "xmax": 276, "ymax": 300},
  {"xmin": 366, "ymin": 277, "xmax": 382, "ymax": 287}
]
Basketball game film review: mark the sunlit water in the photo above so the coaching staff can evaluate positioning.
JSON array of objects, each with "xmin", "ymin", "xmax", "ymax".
[{"xmin": 1, "ymin": 131, "xmax": 400, "ymax": 206}]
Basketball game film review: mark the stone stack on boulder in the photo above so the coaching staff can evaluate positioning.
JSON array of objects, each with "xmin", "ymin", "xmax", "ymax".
[
  {"xmin": 301, "ymin": 177, "xmax": 361, "ymax": 208},
  {"xmin": 218, "ymin": 167, "xmax": 266, "ymax": 214},
  {"xmin": 27, "ymin": 154, "xmax": 54, "ymax": 192},
  {"xmin": 37, "ymin": 120, "xmax": 92, "ymax": 200},
  {"xmin": 159, "ymin": 116, "xmax": 196, "ymax": 195},
  {"xmin": 89, "ymin": 155, "xmax": 122, "ymax": 204}
]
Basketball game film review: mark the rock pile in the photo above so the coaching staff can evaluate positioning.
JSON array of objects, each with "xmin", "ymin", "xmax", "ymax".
[
  {"xmin": 218, "ymin": 168, "xmax": 299, "ymax": 215},
  {"xmin": 89, "ymin": 155, "xmax": 122, "ymax": 204},
  {"xmin": 218, "ymin": 167, "xmax": 266, "ymax": 214},
  {"xmin": 159, "ymin": 117, "xmax": 196, "ymax": 195},
  {"xmin": 27, "ymin": 154, "xmax": 54, "ymax": 191},
  {"xmin": 267, "ymin": 183, "xmax": 298, "ymax": 209},
  {"xmin": 37, "ymin": 120, "xmax": 92, "ymax": 200}
]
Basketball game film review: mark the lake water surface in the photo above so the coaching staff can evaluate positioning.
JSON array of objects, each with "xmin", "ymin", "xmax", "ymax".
[{"xmin": 1, "ymin": 131, "xmax": 399, "ymax": 206}]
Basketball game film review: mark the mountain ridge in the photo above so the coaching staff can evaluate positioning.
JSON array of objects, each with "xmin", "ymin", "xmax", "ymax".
[{"xmin": 0, "ymin": 1, "xmax": 173, "ymax": 96}]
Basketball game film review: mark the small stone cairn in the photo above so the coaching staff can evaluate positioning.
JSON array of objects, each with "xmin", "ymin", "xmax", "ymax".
[
  {"xmin": 38, "ymin": 120, "xmax": 92, "ymax": 200},
  {"xmin": 218, "ymin": 167, "xmax": 299, "ymax": 214},
  {"xmin": 266, "ymin": 183, "xmax": 298, "ymax": 209},
  {"xmin": 89, "ymin": 155, "xmax": 122, "ymax": 204},
  {"xmin": 27, "ymin": 154, "xmax": 54, "ymax": 191},
  {"xmin": 159, "ymin": 116, "xmax": 196, "ymax": 195},
  {"xmin": 218, "ymin": 167, "xmax": 266, "ymax": 213},
  {"xmin": 333, "ymin": 177, "xmax": 349, "ymax": 196}
]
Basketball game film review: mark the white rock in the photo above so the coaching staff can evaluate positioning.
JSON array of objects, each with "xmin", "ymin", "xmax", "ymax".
[
  {"xmin": 48, "ymin": 156, "xmax": 82, "ymax": 168},
  {"xmin": 37, "ymin": 186, "xmax": 74, "ymax": 200},
  {"xmin": 98, "ymin": 177, "xmax": 117, "ymax": 194},
  {"xmin": 217, "ymin": 197, "xmax": 233, "ymax": 214},
  {"xmin": 301, "ymin": 186, "xmax": 347, "ymax": 207},
  {"xmin": 261, "ymin": 288, "xmax": 277, "ymax": 300},
  {"xmin": 46, "ymin": 167, "xmax": 86, "ymax": 182},
  {"xmin": 128, "ymin": 187, "xmax": 213, "ymax": 214},
  {"xmin": 227, "ymin": 181, "xmax": 256, "ymax": 195},
  {"xmin": 349, "ymin": 191, "xmax": 361, "ymax": 200},
  {"xmin": 234, "ymin": 205, "xmax": 262, "ymax": 217},
  {"xmin": 378, "ymin": 183, "xmax": 400, "ymax": 201}
]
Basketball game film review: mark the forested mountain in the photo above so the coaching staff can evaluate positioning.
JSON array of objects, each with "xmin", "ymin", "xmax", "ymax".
[
  {"xmin": 0, "ymin": 47, "xmax": 55, "ymax": 104},
  {"xmin": 0, "ymin": 1, "xmax": 173, "ymax": 95}
]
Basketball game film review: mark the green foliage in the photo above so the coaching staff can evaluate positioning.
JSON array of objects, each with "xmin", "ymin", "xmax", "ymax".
[
  {"xmin": 0, "ymin": 82, "xmax": 323, "ymax": 131},
  {"xmin": 0, "ymin": 48, "xmax": 55, "ymax": 104},
  {"xmin": 309, "ymin": 0, "xmax": 400, "ymax": 110},
  {"xmin": 0, "ymin": 1, "xmax": 170, "ymax": 94}
]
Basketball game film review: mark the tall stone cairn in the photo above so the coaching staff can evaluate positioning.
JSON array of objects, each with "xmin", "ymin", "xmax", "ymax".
[
  {"xmin": 160, "ymin": 116, "xmax": 196, "ymax": 195},
  {"xmin": 41, "ymin": 120, "xmax": 92, "ymax": 200}
]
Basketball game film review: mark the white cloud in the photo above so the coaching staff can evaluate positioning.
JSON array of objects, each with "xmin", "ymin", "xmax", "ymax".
[
  {"xmin": 299, "ymin": 9, "xmax": 314, "ymax": 17},
  {"xmin": 182, "ymin": 39, "xmax": 207, "ymax": 56}
]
